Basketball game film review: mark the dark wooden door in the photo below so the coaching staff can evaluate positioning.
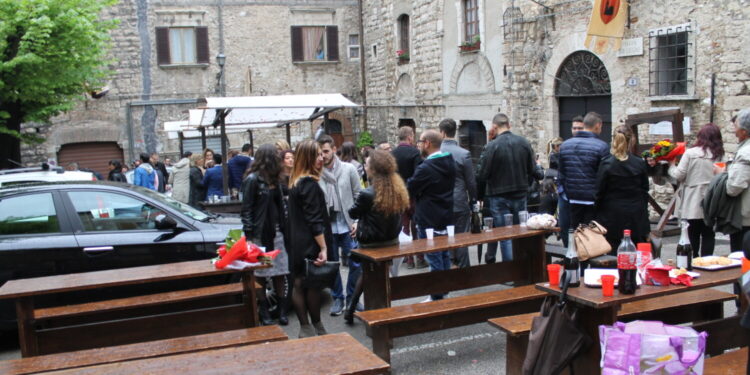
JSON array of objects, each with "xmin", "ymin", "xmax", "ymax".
[{"xmin": 558, "ymin": 96, "xmax": 612, "ymax": 143}]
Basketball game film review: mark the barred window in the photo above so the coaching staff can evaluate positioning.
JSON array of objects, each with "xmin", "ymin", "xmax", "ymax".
[{"xmin": 649, "ymin": 24, "xmax": 693, "ymax": 96}]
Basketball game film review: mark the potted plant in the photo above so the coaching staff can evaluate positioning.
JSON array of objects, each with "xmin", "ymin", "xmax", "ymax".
[
  {"xmin": 397, "ymin": 49, "xmax": 410, "ymax": 64},
  {"xmin": 459, "ymin": 35, "xmax": 481, "ymax": 52}
]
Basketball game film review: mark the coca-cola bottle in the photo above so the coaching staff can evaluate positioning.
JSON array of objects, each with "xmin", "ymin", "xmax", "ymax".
[
  {"xmin": 676, "ymin": 220, "xmax": 693, "ymax": 271},
  {"xmin": 564, "ymin": 229, "xmax": 580, "ymax": 287},
  {"xmin": 617, "ymin": 229, "xmax": 638, "ymax": 294},
  {"xmin": 470, "ymin": 202, "xmax": 482, "ymax": 234}
]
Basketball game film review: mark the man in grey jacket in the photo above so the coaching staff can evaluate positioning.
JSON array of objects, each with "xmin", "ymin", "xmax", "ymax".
[
  {"xmin": 727, "ymin": 109, "xmax": 750, "ymax": 250},
  {"xmin": 439, "ymin": 118, "xmax": 477, "ymax": 268},
  {"xmin": 318, "ymin": 135, "xmax": 362, "ymax": 316}
]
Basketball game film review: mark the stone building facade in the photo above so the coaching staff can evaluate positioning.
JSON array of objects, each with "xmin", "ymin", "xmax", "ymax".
[{"xmin": 22, "ymin": 0, "xmax": 363, "ymax": 175}]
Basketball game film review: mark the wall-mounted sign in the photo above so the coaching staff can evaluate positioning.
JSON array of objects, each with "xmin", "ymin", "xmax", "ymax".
[
  {"xmin": 617, "ymin": 37, "xmax": 644, "ymax": 57},
  {"xmin": 648, "ymin": 117, "xmax": 691, "ymax": 135},
  {"xmin": 627, "ymin": 77, "xmax": 639, "ymax": 87}
]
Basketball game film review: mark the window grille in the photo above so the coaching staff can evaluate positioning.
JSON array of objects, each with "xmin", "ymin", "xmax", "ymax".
[{"xmin": 649, "ymin": 24, "xmax": 693, "ymax": 96}]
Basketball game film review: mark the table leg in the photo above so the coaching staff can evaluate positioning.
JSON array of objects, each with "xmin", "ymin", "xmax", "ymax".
[
  {"xmin": 362, "ymin": 260, "xmax": 391, "ymax": 310},
  {"xmin": 16, "ymin": 297, "xmax": 38, "ymax": 357},
  {"xmin": 512, "ymin": 234, "xmax": 546, "ymax": 284},
  {"xmin": 241, "ymin": 271, "xmax": 259, "ymax": 327},
  {"xmin": 573, "ymin": 304, "xmax": 617, "ymax": 375}
]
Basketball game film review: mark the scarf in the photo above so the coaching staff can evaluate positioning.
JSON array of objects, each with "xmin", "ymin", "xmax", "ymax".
[{"xmin": 321, "ymin": 157, "xmax": 342, "ymax": 213}]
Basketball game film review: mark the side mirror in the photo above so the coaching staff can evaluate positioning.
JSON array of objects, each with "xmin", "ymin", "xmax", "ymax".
[{"xmin": 154, "ymin": 214, "xmax": 177, "ymax": 230}]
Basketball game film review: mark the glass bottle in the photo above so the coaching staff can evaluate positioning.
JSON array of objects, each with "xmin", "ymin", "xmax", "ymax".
[
  {"xmin": 564, "ymin": 229, "xmax": 580, "ymax": 287},
  {"xmin": 676, "ymin": 220, "xmax": 693, "ymax": 271},
  {"xmin": 617, "ymin": 229, "xmax": 638, "ymax": 294}
]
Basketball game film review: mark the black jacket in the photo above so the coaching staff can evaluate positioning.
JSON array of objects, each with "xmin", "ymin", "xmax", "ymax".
[
  {"xmin": 241, "ymin": 173, "xmax": 287, "ymax": 248},
  {"xmin": 348, "ymin": 186, "xmax": 402, "ymax": 246},
  {"xmin": 477, "ymin": 131, "xmax": 542, "ymax": 199},
  {"xmin": 188, "ymin": 166, "xmax": 205, "ymax": 208},
  {"xmin": 407, "ymin": 152, "xmax": 455, "ymax": 230},
  {"xmin": 558, "ymin": 131, "xmax": 609, "ymax": 202},
  {"xmin": 287, "ymin": 177, "xmax": 333, "ymax": 276},
  {"xmin": 108, "ymin": 170, "xmax": 126, "ymax": 183},
  {"xmin": 392, "ymin": 144, "xmax": 423, "ymax": 183}
]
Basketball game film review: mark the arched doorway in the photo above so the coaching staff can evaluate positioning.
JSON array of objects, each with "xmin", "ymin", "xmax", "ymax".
[{"xmin": 555, "ymin": 51, "xmax": 612, "ymax": 142}]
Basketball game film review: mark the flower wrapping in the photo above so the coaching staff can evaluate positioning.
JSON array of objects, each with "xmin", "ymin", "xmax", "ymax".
[{"xmin": 213, "ymin": 229, "xmax": 280, "ymax": 269}]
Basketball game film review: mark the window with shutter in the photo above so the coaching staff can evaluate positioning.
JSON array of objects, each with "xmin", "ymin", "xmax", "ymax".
[
  {"xmin": 155, "ymin": 26, "xmax": 209, "ymax": 66},
  {"xmin": 290, "ymin": 25, "xmax": 340, "ymax": 63}
]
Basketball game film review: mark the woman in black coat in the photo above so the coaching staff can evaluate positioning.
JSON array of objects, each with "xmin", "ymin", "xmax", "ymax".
[
  {"xmin": 188, "ymin": 154, "xmax": 205, "ymax": 208},
  {"xmin": 344, "ymin": 150, "xmax": 410, "ymax": 324},
  {"xmin": 595, "ymin": 125, "xmax": 651, "ymax": 250},
  {"xmin": 107, "ymin": 160, "xmax": 127, "ymax": 182},
  {"xmin": 287, "ymin": 139, "xmax": 333, "ymax": 338},
  {"xmin": 241, "ymin": 144, "xmax": 290, "ymax": 326}
]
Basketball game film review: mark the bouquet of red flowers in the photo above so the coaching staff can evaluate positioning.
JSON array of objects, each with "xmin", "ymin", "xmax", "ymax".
[
  {"xmin": 641, "ymin": 139, "xmax": 686, "ymax": 162},
  {"xmin": 213, "ymin": 229, "xmax": 280, "ymax": 270}
]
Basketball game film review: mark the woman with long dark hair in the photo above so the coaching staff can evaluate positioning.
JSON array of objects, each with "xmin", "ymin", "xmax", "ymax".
[
  {"xmin": 339, "ymin": 141, "xmax": 364, "ymax": 180},
  {"xmin": 669, "ymin": 123, "xmax": 725, "ymax": 256},
  {"xmin": 594, "ymin": 125, "xmax": 651, "ymax": 250},
  {"xmin": 241, "ymin": 144, "xmax": 290, "ymax": 325},
  {"xmin": 287, "ymin": 139, "xmax": 332, "ymax": 337},
  {"xmin": 344, "ymin": 150, "xmax": 410, "ymax": 324},
  {"xmin": 107, "ymin": 160, "xmax": 126, "ymax": 182},
  {"xmin": 279, "ymin": 149, "xmax": 294, "ymax": 188}
]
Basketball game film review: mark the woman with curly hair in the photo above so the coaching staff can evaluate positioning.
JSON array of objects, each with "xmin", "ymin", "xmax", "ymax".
[
  {"xmin": 669, "ymin": 123, "xmax": 725, "ymax": 256},
  {"xmin": 287, "ymin": 139, "xmax": 332, "ymax": 337},
  {"xmin": 344, "ymin": 150, "xmax": 410, "ymax": 324},
  {"xmin": 241, "ymin": 144, "xmax": 290, "ymax": 326}
]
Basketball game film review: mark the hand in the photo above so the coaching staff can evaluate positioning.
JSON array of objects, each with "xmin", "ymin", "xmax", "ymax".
[
  {"xmin": 350, "ymin": 222, "xmax": 358, "ymax": 238},
  {"xmin": 314, "ymin": 249, "xmax": 327, "ymax": 266},
  {"xmin": 713, "ymin": 165, "xmax": 726, "ymax": 175}
]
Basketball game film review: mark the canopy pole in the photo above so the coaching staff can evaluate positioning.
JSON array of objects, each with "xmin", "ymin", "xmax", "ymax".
[
  {"xmin": 286, "ymin": 123, "xmax": 291, "ymax": 146},
  {"xmin": 220, "ymin": 111, "xmax": 229, "ymax": 197},
  {"xmin": 178, "ymin": 132, "xmax": 184, "ymax": 158},
  {"xmin": 324, "ymin": 113, "xmax": 330, "ymax": 134},
  {"xmin": 200, "ymin": 127, "xmax": 207, "ymax": 151},
  {"xmin": 248, "ymin": 130, "xmax": 254, "ymax": 155}
]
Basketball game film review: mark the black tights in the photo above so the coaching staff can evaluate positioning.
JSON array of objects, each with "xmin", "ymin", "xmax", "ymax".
[
  {"xmin": 687, "ymin": 219, "xmax": 715, "ymax": 257},
  {"xmin": 291, "ymin": 276, "xmax": 322, "ymax": 325},
  {"xmin": 257, "ymin": 275, "xmax": 288, "ymax": 302},
  {"xmin": 347, "ymin": 274, "xmax": 364, "ymax": 312}
]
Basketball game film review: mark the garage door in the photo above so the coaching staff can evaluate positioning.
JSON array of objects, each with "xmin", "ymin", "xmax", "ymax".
[{"xmin": 58, "ymin": 142, "xmax": 124, "ymax": 179}]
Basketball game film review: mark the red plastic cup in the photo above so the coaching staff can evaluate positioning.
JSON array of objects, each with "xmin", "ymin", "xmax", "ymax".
[
  {"xmin": 601, "ymin": 275, "xmax": 615, "ymax": 297},
  {"xmin": 714, "ymin": 162, "xmax": 726, "ymax": 169},
  {"xmin": 547, "ymin": 264, "xmax": 561, "ymax": 287}
]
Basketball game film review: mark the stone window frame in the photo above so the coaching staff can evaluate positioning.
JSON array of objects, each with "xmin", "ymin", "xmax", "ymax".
[
  {"xmin": 290, "ymin": 25, "xmax": 340, "ymax": 64},
  {"xmin": 348, "ymin": 34, "xmax": 360, "ymax": 61},
  {"xmin": 647, "ymin": 22, "xmax": 698, "ymax": 101},
  {"xmin": 155, "ymin": 26, "xmax": 210, "ymax": 68}
]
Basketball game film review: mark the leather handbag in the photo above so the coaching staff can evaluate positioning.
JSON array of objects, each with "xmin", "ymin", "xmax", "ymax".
[
  {"xmin": 574, "ymin": 220, "xmax": 611, "ymax": 261},
  {"xmin": 303, "ymin": 259, "xmax": 340, "ymax": 289}
]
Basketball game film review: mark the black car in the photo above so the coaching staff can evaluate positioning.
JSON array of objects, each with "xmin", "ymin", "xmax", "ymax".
[{"xmin": 0, "ymin": 181, "xmax": 242, "ymax": 330}]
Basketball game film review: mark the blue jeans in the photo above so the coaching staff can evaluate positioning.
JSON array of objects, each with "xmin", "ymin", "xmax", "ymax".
[
  {"xmin": 417, "ymin": 226, "xmax": 450, "ymax": 300},
  {"xmin": 486, "ymin": 196, "xmax": 527, "ymax": 262},
  {"xmin": 330, "ymin": 233, "xmax": 359, "ymax": 301}
]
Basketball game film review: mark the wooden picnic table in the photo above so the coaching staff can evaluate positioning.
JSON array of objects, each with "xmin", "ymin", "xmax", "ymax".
[
  {"xmin": 352, "ymin": 225, "xmax": 553, "ymax": 310},
  {"xmin": 536, "ymin": 267, "xmax": 743, "ymax": 374},
  {"xmin": 0, "ymin": 259, "xmax": 267, "ymax": 357},
  {"xmin": 38, "ymin": 333, "xmax": 390, "ymax": 375}
]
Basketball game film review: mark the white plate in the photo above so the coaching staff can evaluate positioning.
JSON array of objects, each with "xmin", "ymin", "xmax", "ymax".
[
  {"xmin": 584, "ymin": 268, "xmax": 642, "ymax": 288},
  {"xmin": 692, "ymin": 256, "xmax": 741, "ymax": 270},
  {"xmin": 728, "ymin": 251, "xmax": 745, "ymax": 260},
  {"xmin": 669, "ymin": 269, "xmax": 700, "ymax": 278}
]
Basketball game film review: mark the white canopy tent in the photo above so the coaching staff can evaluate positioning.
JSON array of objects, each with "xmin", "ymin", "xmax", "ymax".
[{"xmin": 187, "ymin": 93, "xmax": 360, "ymax": 195}]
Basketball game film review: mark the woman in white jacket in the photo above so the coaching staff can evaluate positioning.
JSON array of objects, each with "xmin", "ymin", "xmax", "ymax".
[
  {"xmin": 168, "ymin": 154, "xmax": 191, "ymax": 203},
  {"xmin": 669, "ymin": 123, "xmax": 725, "ymax": 256}
]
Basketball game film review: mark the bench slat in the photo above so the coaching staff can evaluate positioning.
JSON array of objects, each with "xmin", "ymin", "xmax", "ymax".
[
  {"xmin": 0, "ymin": 326, "xmax": 288, "ymax": 375},
  {"xmin": 34, "ymin": 282, "xmax": 260, "ymax": 320},
  {"xmin": 356, "ymin": 285, "xmax": 546, "ymax": 326},
  {"xmin": 489, "ymin": 289, "xmax": 735, "ymax": 336},
  {"xmin": 704, "ymin": 347, "xmax": 747, "ymax": 374}
]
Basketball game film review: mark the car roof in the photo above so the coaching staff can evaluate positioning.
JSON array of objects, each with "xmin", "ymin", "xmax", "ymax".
[
  {"xmin": 0, "ymin": 181, "xmax": 142, "ymax": 197},
  {"xmin": 0, "ymin": 170, "xmax": 94, "ymax": 186}
]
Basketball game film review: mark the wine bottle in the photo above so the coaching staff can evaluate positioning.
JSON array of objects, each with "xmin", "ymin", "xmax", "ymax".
[
  {"xmin": 564, "ymin": 229, "xmax": 580, "ymax": 287},
  {"xmin": 470, "ymin": 202, "xmax": 482, "ymax": 234},
  {"xmin": 676, "ymin": 220, "xmax": 693, "ymax": 271}
]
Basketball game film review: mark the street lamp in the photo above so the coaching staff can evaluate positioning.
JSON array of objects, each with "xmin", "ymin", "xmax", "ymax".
[{"xmin": 216, "ymin": 53, "xmax": 226, "ymax": 97}]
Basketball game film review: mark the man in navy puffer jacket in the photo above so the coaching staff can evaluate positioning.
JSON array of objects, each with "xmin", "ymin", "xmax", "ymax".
[{"xmin": 558, "ymin": 112, "xmax": 610, "ymax": 230}]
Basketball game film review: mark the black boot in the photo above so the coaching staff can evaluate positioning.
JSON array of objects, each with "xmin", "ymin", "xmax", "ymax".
[
  {"xmin": 258, "ymin": 300, "xmax": 274, "ymax": 326},
  {"xmin": 343, "ymin": 300, "xmax": 356, "ymax": 325},
  {"xmin": 278, "ymin": 296, "xmax": 289, "ymax": 326}
]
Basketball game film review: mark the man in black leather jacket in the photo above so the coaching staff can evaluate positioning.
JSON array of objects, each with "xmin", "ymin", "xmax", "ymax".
[{"xmin": 477, "ymin": 113, "xmax": 542, "ymax": 263}]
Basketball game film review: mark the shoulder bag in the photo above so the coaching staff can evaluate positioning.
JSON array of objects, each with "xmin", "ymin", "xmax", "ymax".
[
  {"xmin": 574, "ymin": 220, "xmax": 611, "ymax": 261},
  {"xmin": 303, "ymin": 259, "xmax": 340, "ymax": 289}
]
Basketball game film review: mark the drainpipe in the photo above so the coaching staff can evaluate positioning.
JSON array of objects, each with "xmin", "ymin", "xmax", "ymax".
[{"xmin": 358, "ymin": 0, "xmax": 368, "ymax": 131}]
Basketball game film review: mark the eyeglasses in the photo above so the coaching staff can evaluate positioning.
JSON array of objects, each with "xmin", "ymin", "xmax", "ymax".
[{"xmin": 417, "ymin": 139, "xmax": 425, "ymax": 144}]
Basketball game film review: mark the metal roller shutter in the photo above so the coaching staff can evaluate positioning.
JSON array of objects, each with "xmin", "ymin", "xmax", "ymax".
[{"xmin": 57, "ymin": 142, "xmax": 124, "ymax": 179}]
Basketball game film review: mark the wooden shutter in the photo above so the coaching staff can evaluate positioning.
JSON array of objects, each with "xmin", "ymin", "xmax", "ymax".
[
  {"xmin": 156, "ymin": 27, "xmax": 171, "ymax": 65},
  {"xmin": 326, "ymin": 26, "xmax": 339, "ymax": 61},
  {"xmin": 195, "ymin": 27, "xmax": 209, "ymax": 64},
  {"xmin": 291, "ymin": 26, "xmax": 303, "ymax": 62}
]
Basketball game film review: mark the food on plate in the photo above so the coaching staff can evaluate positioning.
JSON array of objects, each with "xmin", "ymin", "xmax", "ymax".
[
  {"xmin": 672, "ymin": 267, "xmax": 688, "ymax": 276},
  {"xmin": 692, "ymin": 256, "xmax": 733, "ymax": 267}
]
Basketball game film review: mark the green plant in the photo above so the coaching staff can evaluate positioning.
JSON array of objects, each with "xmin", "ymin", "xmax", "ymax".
[
  {"xmin": 461, "ymin": 35, "xmax": 481, "ymax": 47},
  {"xmin": 356, "ymin": 131, "xmax": 374, "ymax": 149}
]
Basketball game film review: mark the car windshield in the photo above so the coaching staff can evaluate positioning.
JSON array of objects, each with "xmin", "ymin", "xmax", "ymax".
[{"xmin": 136, "ymin": 188, "xmax": 210, "ymax": 221}]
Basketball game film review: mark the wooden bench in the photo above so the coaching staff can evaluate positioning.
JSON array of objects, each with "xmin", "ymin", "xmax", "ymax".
[
  {"xmin": 704, "ymin": 347, "xmax": 747, "ymax": 374},
  {"xmin": 355, "ymin": 284, "xmax": 546, "ymax": 363},
  {"xmin": 31, "ymin": 281, "xmax": 264, "ymax": 354},
  {"xmin": 489, "ymin": 288, "xmax": 736, "ymax": 375},
  {"xmin": 0, "ymin": 325, "xmax": 288, "ymax": 375},
  {"xmin": 33, "ymin": 333, "xmax": 389, "ymax": 375}
]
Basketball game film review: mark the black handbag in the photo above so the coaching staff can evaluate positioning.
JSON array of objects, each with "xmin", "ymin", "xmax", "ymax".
[{"xmin": 303, "ymin": 259, "xmax": 340, "ymax": 289}]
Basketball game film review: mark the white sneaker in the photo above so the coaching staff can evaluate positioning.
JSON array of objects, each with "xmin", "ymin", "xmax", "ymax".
[{"xmin": 420, "ymin": 297, "xmax": 433, "ymax": 303}]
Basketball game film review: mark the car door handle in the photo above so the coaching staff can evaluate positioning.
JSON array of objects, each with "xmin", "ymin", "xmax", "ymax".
[{"xmin": 83, "ymin": 246, "xmax": 114, "ymax": 253}]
